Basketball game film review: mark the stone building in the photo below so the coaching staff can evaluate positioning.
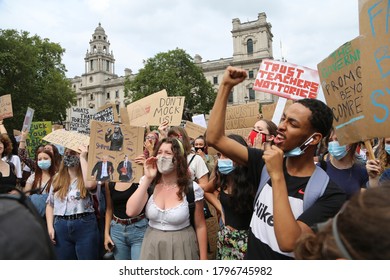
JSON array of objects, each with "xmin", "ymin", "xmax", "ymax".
[{"xmin": 67, "ymin": 13, "xmax": 276, "ymax": 127}]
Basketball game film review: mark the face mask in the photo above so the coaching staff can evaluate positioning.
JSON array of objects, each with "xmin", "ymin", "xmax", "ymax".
[
  {"xmin": 217, "ymin": 159, "xmax": 236, "ymax": 175},
  {"xmin": 157, "ymin": 156, "xmax": 175, "ymax": 174},
  {"xmin": 249, "ymin": 130, "xmax": 267, "ymax": 146},
  {"xmin": 196, "ymin": 147, "xmax": 205, "ymax": 153},
  {"xmin": 328, "ymin": 141, "xmax": 348, "ymax": 160},
  {"xmin": 385, "ymin": 144, "xmax": 390, "ymax": 155},
  {"xmin": 63, "ymin": 155, "xmax": 80, "ymax": 167},
  {"xmin": 37, "ymin": 160, "xmax": 51, "ymax": 170},
  {"xmin": 284, "ymin": 134, "xmax": 315, "ymax": 157}
]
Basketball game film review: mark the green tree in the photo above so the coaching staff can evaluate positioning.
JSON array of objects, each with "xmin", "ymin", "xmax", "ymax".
[
  {"xmin": 0, "ymin": 29, "xmax": 76, "ymax": 131},
  {"xmin": 124, "ymin": 48, "xmax": 216, "ymax": 119}
]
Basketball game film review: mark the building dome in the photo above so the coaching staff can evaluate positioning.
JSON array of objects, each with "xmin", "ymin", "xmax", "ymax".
[{"xmin": 94, "ymin": 23, "xmax": 106, "ymax": 34}]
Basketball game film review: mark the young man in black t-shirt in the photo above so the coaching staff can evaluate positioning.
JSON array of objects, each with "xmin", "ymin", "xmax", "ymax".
[{"xmin": 206, "ymin": 66, "xmax": 346, "ymax": 259}]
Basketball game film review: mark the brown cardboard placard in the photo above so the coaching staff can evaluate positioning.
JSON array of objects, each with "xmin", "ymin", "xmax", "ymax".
[
  {"xmin": 148, "ymin": 96, "xmax": 185, "ymax": 126},
  {"xmin": 358, "ymin": 0, "xmax": 390, "ymax": 140},
  {"xmin": 87, "ymin": 120, "xmax": 144, "ymax": 183},
  {"xmin": 119, "ymin": 107, "xmax": 130, "ymax": 125},
  {"xmin": 253, "ymin": 59, "xmax": 320, "ymax": 100},
  {"xmin": 318, "ymin": 37, "xmax": 368, "ymax": 145},
  {"xmin": 225, "ymin": 102, "xmax": 259, "ymax": 130},
  {"xmin": 126, "ymin": 89, "xmax": 168, "ymax": 126},
  {"xmin": 184, "ymin": 121, "xmax": 206, "ymax": 140},
  {"xmin": 261, "ymin": 103, "xmax": 277, "ymax": 121},
  {"xmin": 43, "ymin": 129, "xmax": 90, "ymax": 152},
  {"xmin": 94, "ymin": 103, "xmax": 119, "ymax": 123},
  {"xmin": 0, "ymin": 94, "xmax": 13, "ymax": 120}
]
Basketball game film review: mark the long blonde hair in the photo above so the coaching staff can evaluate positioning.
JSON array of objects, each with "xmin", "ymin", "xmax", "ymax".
[{"xmin": 52, "ymin": 157, "xmax": 87, "ymax": 200}]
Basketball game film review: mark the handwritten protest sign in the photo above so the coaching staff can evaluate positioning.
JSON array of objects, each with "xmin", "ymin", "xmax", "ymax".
[
  {"xmin": 22, "ymin": 107, "xmax": 34, "ymax": 132},
  {"xmin": 126, "ymin": 89, "xmax": 167, "ymax": 126},
  {"xmin": 119, "ymin": 107, "xmax": 130, "ymax": 125},
  {"xmin": 148, "ymin": 96, "xmax": 185, "ymax": 126},
  {"xmin": 43, "ymin": 129, "xmax": 90, "ymax": 152},
  {"xmin": 93, "ymin": 104, "xmax": 118, "ymax": 123},
  {"xmin": 254, "ymin": 59, "xmax": 320, "ymax": 100},
  {"xmin": 0, "ymin": 94, "xmax": 13, "ymax": 120},
  {"xmin": 70, "ymin": 107, "xmax": 96, "ymax": 135},
  {"xmin": 318, "ymin": 37, "xmax": 367, "ymax": 145},
  {"xmin": 26, "ymin": 121, "xmax": 52, "ymax": 158},
  {"xmin": 88, "ymin": 120, "xmax": 144, "ymax": 183},
  {"xmin": 184, "ymin": 121, "xmax": 206, "ymax": 140},
  {"xmin": 358, "ymin": 0, "xmax": 390, "ymax": 140},
  {"xmin": 225, "ymin": 102, "xmax": 259, "ymax": 130}
]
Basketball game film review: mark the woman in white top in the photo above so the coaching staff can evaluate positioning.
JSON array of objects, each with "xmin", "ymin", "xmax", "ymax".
[{"xmin": 126, "ymin": 137, "xmax": 207, "ymax": 260}]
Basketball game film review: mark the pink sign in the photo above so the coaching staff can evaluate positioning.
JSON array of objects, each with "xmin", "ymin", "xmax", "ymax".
[{"xmin": 253, "ymin": 59, "xmax": 320, "ymax": 100}]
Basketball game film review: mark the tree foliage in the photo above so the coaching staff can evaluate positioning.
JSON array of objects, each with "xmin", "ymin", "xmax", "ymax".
[
  {"xmin": 0, "ymin": 29, "xmax": 76, "ymax": 131},
  {"xmin": 124, "ymin": 48, "xmax": 216, "ymax": 119}
]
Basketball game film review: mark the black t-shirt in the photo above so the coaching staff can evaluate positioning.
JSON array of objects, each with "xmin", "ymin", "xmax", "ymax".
[
  {"xmin": 109, "ymin": 182, "xmax": 142, "ymax": 219},
  {"xmin": 219, "ymin": 190, "xmax": 252, "ymax": 230},
  {"xmin": 245, "ymin": 147, "xmax": 346, "ymax": 260}
]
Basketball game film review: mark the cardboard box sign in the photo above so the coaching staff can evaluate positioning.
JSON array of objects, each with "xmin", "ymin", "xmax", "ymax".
[
  {"xmin": 0, "ymin": 94, "xmax": 13, "ymax": 120},
  {"xmin": 318, "ymin": 36, "xmax": 369, "ymax": 145},
  {"xmin": 94, "ymin": 104, "xmax": 119, "ymax": 123},
  {"xmin": 126, "ymin": 89, "xmax": 167, "ymax": 126},
  {"xmin": 358, "ymin": 0, "xmax": 390, "ymax": 140},
  {"xmin": 254, "ymin": 59, "xmax": 320, "ymax": 100},
  {"xmin": 43, "ymin": 128, "xmax": 89, "ymax": 153},
  {"xmin": 87, "ymin": 120, "xmax": 144, "ymax": 183}
]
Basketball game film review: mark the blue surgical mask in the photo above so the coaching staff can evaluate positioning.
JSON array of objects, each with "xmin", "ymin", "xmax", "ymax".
[
  {"xmin": 217, "ymin": 159, "xmax": 235, "ymax": 175},
  {"xmin": 284, "ymin": 134, "xmax": 315, "ymax": 158},
  {"xmin": 385, "ymin": 144, "xmax": 390, "ymax": 155},
  {"xmin": 37, "ymin": 159, "xmax": 51, "ymax": 170},
  {"xmin": 328, "ymin": 141, "xmax": 348, "ymax": 160}
]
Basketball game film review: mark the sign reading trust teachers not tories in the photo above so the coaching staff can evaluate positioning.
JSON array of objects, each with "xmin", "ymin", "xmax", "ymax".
[{"xmin": 253, "ymin": 59, "xmax": 320, "ymax": 100}]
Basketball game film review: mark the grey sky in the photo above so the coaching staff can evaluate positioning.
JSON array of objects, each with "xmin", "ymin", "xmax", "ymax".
[{"xmin": 0, "ymin": 0, "xmax": 359, "ymax": 78}]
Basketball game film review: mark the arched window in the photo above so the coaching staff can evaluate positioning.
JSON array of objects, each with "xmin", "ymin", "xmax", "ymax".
[{"xmin": 247, "ymin": 39, "xmax": 253, "ymax": 55}]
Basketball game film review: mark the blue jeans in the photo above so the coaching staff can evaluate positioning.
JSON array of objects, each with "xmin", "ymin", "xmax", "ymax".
[
  {"xmin": 110, "ymin": 217, "xmax": 148, "ymax": 260},
  {"xmin": 54, "ymin": 213, "xmax": 99, "ymax": 260}
]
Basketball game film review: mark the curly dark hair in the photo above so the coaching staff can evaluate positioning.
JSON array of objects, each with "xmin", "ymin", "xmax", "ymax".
[
  {"xmin": 295, "ymin": 98, "xmax": 333, "ymax": 138},
  {"xmin": 215, "ymin": 134, "xmax": 256, "ymax": 214},
  {"xmin": 153, "ymin": 137, "xmax": 191, "ymax": 200},
  {"xmin": 0, "ymin": 134, "xmax": 13, "ymax": 157},
  {"xmin": 294, "ymin": 186, "xmax": 390, "ymax": 259}
]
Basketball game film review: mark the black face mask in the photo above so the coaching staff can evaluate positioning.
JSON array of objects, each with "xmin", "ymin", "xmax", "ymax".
[
  {"xmin": 63, "ymin": 155, "xmax": 80, "ymax": 167},
  {"xmin": 196, "ymin": 147, "xmax": 205, "ymax": 153}
]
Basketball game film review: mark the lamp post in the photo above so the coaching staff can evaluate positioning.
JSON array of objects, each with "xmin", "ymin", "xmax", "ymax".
[{"xmin": 244, "ymin": 95, "xmax": 249, "ymax": 104}]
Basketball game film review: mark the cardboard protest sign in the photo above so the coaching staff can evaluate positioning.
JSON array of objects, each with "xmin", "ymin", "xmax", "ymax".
[
  {"xmin": 119, "ymin": 107, "xmax": 130, "ymax": 125},
  {"xmin": 93, "ymin": 104, "xmax": 119, "ymax": 123},
  {"xmin": 148, "ymin": 96, "xmax": 185, "ymax": 126},
  {"xmin": 26, "ymin": 121, "xmax": 52, "ymax": 158},
  {"xmin": 43, "ymin": 129, "xmax": 90, "ymax": 152},
  {"xmin": 318, "ymin": 37, "xmax": 368, "ymax": 145},
  {"xmin": 87, "ymin": 120, "xmax": 144, "ymax": 183},
  {"xmin": 184, "ymin": 121, "xmax": 206, "ymax": 140},
  {"xmin": 126, "ymin": 89, "xmax": 167, "ymax": 126},
  {"xmin": 0, "ymin": 94, "xmax": 13, "ymax": 120},
  {"xmin": 254, "ymin": 59, "xmax": 320, "ymax": 100},
  {"xmin": 358, "ymin": 0, "xmax": 390, "ymax": 140},
  {"xmin": 261, "ymin": 103, "xmax": 277, "ymax": 121},
  {"xmin": 192, "ymin": 114, "xmax": 207, "ymax": 128},
  {"xmin": 22, "ymin": 107, "xmax": 34, "ymax": 132},
  {"xmin": 225, "ymin": 102, "xmax": 259, "ymax": 130},
  {"xmin": 70, "ymin": 107, "xmax": 96, "ymax": 135}
]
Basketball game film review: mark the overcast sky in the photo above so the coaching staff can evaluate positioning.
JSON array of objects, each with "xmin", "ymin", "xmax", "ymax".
[{"xmin": 0, "ymin": 0, "xmax": 359, "ymax": 79}]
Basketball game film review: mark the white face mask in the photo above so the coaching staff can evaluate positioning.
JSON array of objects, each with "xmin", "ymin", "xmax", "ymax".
[{"xmin": 157, "ymin": 156, "xmax": 175, "ymax": 174}]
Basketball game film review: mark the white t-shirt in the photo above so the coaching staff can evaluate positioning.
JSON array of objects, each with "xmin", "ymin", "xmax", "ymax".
[{"xmin": 187, "ymin": 154, "xmax": 209, "ymax": 181}]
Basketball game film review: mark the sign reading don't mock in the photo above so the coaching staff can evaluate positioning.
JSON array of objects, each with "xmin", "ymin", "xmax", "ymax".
[
  {"xmin": 254, "ymin": 59, "xmax": 320, "ymax": 100},
  {"xmin": 148, "ymin": 96, "xmax": 185, "ymax": 126}
]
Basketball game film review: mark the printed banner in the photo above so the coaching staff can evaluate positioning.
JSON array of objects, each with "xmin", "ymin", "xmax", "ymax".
[
  {"xmin": 318, "ymin": 37, "xmax": 368, "ymax": 145},
  {"xmin": 70, "ymin": 107, "xmax": 96, "ymax": 135},
  {"xmin": 0, "ymin": 94, "xmax": 13, "ymax": 120},
  {"xmin": 87, "ymin": 120, "xmax": 144, "ymax": 183},
  {"xmin": 254, "ymin": 59, "xmax": 320, "ymax": 100},
  {"xmin": 358, "ymin": 0, "xmax": 390, "ymax": 139}
]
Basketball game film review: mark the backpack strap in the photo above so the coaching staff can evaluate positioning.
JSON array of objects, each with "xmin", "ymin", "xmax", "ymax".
[
  {"xmin": 253, "ymin": 165, "xmax": 270, "ymax": 208},
  {"xmin": 253, "ymin": 164, "xmax": 329, "ymax": 211},
  {"xmin": 303, "ymin": 165, "xmax": 329, "ymax": 211}
]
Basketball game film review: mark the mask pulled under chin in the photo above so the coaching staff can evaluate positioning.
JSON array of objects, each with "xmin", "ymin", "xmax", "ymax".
[{"xmin": 284, "ymin": 134, "xmax": 315, "ymax": 158}]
